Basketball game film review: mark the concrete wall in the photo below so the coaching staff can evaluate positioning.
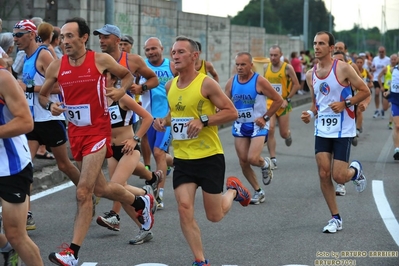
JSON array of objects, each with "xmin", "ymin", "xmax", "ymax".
[{"xmin": 1, "ymin": 0, "xmax": 304, "ymax": 85}]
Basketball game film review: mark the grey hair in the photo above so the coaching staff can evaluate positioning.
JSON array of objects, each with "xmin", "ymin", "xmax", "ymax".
[
  {"xmin": 236, "ymin": 52, "xmax": 252, "ymax": 62},
  {"xmin": 31, "ymin": 17, "xmax": 44, "ymax": 27},
  {"xmin": 175, "ymin": 36, "xmax": 199, "ymax": 52},
  {"xmin": 0, "ymin": 33, "xmax": 14, "ymax": 53}
]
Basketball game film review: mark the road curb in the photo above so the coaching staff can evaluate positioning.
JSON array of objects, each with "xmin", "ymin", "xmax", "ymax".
[{"xmin": 32, "ymin": 94, "xmax": 312, "ymax": 194}]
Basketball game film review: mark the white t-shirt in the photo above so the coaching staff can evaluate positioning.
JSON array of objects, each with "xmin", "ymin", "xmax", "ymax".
[{"xmin": 372, "ymin": 56, "xmax": 390, "ymax": 81}]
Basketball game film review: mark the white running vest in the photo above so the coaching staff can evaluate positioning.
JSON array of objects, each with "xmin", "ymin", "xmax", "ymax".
[{"xmin": 312, "ymin": 60, "xmax": 356, "ymax": 138}]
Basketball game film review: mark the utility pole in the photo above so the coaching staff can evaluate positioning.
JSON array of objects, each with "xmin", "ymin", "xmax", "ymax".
[
  {"xmin": 105, "ymin": 0, "xmax": 114, "ymax": 25},
  {"xmin": 303, "ymin": 0, "xmax": 309, "ymax": 49},
  {"xmin": 329, "ymin": 0, "xmax": 332, "ymax": 33},
  {"xmin": 260, "ymin": 0, "xmax": 264, "ymax": 29}
]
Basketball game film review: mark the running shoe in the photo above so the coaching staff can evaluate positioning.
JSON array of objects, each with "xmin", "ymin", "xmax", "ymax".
[
  {"xmin": 226, "ymin": 176, "xmax": 251, "ymax": 207},
  {"xmin": 145, "ymin": 170, "xmax": 163, "ymax": 199},
  {"xmin": 192, "ymin": 259, "xmax": 210, "ymax": 266},
  {"xmin": 349, "ymin": 160, "xmax": 367, "ymax": 192},
  {"xmin": 250, "ymin": 189, "xmax": 265, "ymax": 205},
  {"xmin": 2, "ymin": 249, "xmax": 19, "ymax": 266},
  {"xmin": 166, "ymin": 166, "xmax": 172, "ymax": 176},
  {"xmin": 156, "ymin": 196, "xmax": 164, "ymax": 210},
  {"xmin": 271, "ymin": 158, "xmax": 278, "ymax": 170},
  {"xmin": 394, "ymin": 148, "xmax": 399, "ymax": 160},
  {"xmin": 381, "ymin": 110, "xmax": 385, "ymax": 118},
  {"xmin": 26, "ymin": 213, "xmax": 36, "ymax": 231},
  {"xmin": 373, "ymin": 110, "xmax": 380, "ymax": 118},
  {"xmin": 129, "ymin": 229, "xmax": 153, "ymax": 245},
  {"xmin": 323, "ymin": 217, "xmax": 343, "ymax": 233},
  {"xmin": 335, "ymin": 184, "xmax": 346, "ymax": 196},
  {"xmin": 145, "ymin": 165, "xmax": 151, "ymax": 171},
  {"xmin": 49, "ymin": 244, "xmax": 78, "ymax": 266},
  {"xmin": 285, "ymin": 133, "xmax": 292, "ymax": 147},
  {"xmin": 96, "ymin": 210, "xmax": 120, "ymax": 231},
  {"xmin": 261, "ymin": 157, "xmax": 273, "ymax": 185},
  {"xmin": 136, "ymin": 194, "xmax": 154, "ymax": 231},
  {"xmin": 142, "ymin": 185, "xmax": 157, "ymax": 214},
  {"xmin": 388, "ymin": 122, "xmax": 393, "ymax": 130}
]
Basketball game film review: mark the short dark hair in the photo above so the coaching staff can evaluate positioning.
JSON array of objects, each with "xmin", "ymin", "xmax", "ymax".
[
  {"xmin": 316, "ymin": 31, "xmax": 335, "ymax": 46},
  {"xmin": 175, "ymin": 36, "xmax": 199, "ymax": 52},
  {"xmin": 64, "ymin": 17, "xmax": 90, "ymax": 41},
  {"xmin": 195, "ymin": 41, "xmax": 202, "ymax": 52},
  {"xmin": 333, "ymin": 50, "xmax": 347, "ymax": 62}
]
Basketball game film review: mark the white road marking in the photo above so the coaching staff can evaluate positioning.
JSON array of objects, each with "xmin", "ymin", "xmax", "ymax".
[
  {"xmin": 372, "ymin": 180, "xmax": 399, "ymax": 246},
  {"xmin": 81, "ymin": 263, "xmax": 98, "ymax": 266}
]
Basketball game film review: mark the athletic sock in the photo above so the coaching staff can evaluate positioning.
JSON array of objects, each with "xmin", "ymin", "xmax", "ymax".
[
  {"xmin": 350, "ymin": 167, "xmax": 359, "ymax": 180},
  {"xmin": 69, "ymin": 243, "xmax": 80, "ymax": 259},
  {"xmin": 0, "ymin": 242, "xmax": 12, "ymax": 253},
  {"xmin": 132, "ymin": 196, "xmax": 145, "ymax": 211},
  {"xmin": 332, "ymin": 214, "xmax": 341, "ymax": 221}
]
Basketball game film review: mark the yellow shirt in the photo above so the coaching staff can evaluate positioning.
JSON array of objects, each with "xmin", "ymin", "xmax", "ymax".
[
  {"xmin": 168, "ymin": 73, "xmax": 223, "ymax": 159},
  {"xmin": 197, "ymin": 60, "xmax": 207, "ymax": 75},
  {"xmin": 384, "ymin": 65, "xmax": 393, "ymax": 89},
  {"xmin": 264, "ymin": 62, "xmax": 290, "ymax": 100}
]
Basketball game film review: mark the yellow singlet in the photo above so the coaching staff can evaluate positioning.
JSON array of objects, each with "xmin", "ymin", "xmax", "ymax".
[{"xmin": 168, "ymin": 73, "xmax": 223, "ymax": 160}]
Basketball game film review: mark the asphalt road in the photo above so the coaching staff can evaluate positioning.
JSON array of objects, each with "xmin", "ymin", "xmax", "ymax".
[{"xmin": 9, "ymin": 103, "xmax": 399, "ymax": 266}]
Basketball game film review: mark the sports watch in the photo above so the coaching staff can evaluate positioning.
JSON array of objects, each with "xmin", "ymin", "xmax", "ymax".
[{"xmin": 200, "ymin": 114, "xmax": 209, "ymax": 127}]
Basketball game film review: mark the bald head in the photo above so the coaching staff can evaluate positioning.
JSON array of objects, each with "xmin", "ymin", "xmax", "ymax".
[
  {"xmin": 144, "ymin": 37, "xmax": 164, "ymax": 65},
  {"xmin": 334, "ymin": 42, "xmax": 347, "ymax": 53}
]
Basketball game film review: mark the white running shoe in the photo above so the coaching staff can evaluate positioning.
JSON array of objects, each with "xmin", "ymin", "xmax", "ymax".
[
  {"xmin": 323, "ymin": 218, "xmax": 343, "ymax": 233},
  {"xmin": 129, "ymin": 229, "xmax": 153, "ymax": 245},
  {"xmin": 49, "ymin": 245, "xmax": 79, "ymax": 266},
  {"xmin": 271, "ymin": 158, "xmax": 278, "ymax": 170},
  {"xmin": 335, "ymin": 184, "xmax": 346, "ymax": 196},
  {"xmin": 250, "ymin": 189, "xmax": 265, "ymax": 205},
  {"xmin": 349, "ymin": 160, "xmax": 367, "ymax": 192},
  {"xmin": 261, "ymin": 157, "xmax": 273, "ymax": 185},
  {"xmin": 137, "ymin": 194, "xmax": 154, "ymax": 231}
]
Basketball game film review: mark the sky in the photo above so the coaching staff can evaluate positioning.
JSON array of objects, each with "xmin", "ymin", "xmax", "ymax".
[{"xmin": 182, "ymin": 0, "xmax": 399, "ymax": 32}]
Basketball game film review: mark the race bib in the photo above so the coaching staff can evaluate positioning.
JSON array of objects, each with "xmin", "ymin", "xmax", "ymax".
[
  {"xmin": 66, "ymin": 104, "xmax": 91, "ymax": 126},
  {"xmin": 171, "ymin": 117, "xmax": 197, "ymax": 140},
  {"xmin": 108, "ymin": 105, "xmax": 122, "ymax": 124},
  {"xmin": 392, "ymin": 83, "xmax": 399, "ymax": 93},
  {"xmin": 237, "ymin": 107, "xmax": 255, "ymax": 123},
  {"xmin": 271, "ymin": 83, "xmax": 283, "ymax": 95},
  {"xmin": 318, "ymin": 113, "xmax": 341, "ymax": 133},
  {"xmin": 25, "ymin": 92, "xmax": 34, "ymax": 116}
]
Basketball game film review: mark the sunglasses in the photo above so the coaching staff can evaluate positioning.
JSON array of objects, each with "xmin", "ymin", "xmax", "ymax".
[{"xmin": 12, "ymin": 31, "xmax": 31, "ymax": 38}]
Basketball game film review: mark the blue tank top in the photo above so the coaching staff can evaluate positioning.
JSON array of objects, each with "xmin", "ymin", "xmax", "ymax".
[
  {"xmin": 231, "ymin": 73, "xmax": 267, "ymax": 125},
  {"xmin": 141, "ymin": 58, "xmax": 174, "ymax": 118},
  {"xmin": 0, "ymin": 69, "xmax": 32, "ymax": 176}
]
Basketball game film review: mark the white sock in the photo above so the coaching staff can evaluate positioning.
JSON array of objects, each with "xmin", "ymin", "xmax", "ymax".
[
  {"xmin": 261, "ymin": 159, "xmax": 269, "ymax": 169},
  {"xmin": 159, "ymin": 188, "xmax": 164, "ymax": 199}
]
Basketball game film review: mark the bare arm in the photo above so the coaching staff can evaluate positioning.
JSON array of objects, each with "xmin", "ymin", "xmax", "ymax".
[
  {"xmin": 38, "ymin": 60, "xmax": 65, "ymax": 116},
  {"xmin": 205, "ymin": 61, "xmax": 219, "ymax": 83},
  {"xmin": 377, "ymin": 67, "xmax": 387, "ymax": 89},
  {"xmin": 96, "ymin": 52, "xmax": 133, "ymax": 101},
  {"xmin": 256, "ymin": 76, "xmax": 283, "ymax": 118},
  {"xmin": 0, "ymin": 70, "xmax": 33, "ymax": 138},
  {"xmin": 129, "ymin": 54, "xmax": 159, "ymax": 94},
  {"xmin": 286, "ymin": 64, "xmax": 300, "ymax": 98},
  {"xmin": 120, "ymin": 94, "xmax": 153, "ymax": 139},
  {"xmin": 224, "ymin": 77, "xmax": 234, "ymax": 99},
  {"xmin": 301, "ymin": 70, "xmax": 316, "ymax": 124}
]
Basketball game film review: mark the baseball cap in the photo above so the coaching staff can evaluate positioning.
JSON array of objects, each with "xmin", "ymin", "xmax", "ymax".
[
  {"xmin": 93, "ymin": 24, "xmax": 121, "ymax": 38},
  {"xmin": 14, "ymin": 19, "xmax": 37, "ymax": 35},
  {"xmin": 120, "ymin": 34, "xmax": 134, "ymax": 45},
  {"xmin": 358, "ymin": 53, "xmax": 366, "ymax": 57}
]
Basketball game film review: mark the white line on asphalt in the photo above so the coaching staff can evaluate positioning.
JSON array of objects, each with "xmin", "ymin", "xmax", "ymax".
[
  {"xmin": 0, "ymin": 181, "xmax": 74, "ymax": 213},
  {"xmin": 372, "ymin": 180, "xmax": 399, "ymax": 246},
  {"xmin": 81, "ymin": 263, "xmax": 98, "ymax": 266}
]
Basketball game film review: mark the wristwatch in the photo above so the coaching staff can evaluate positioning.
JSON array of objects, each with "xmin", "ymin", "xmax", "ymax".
[
  {"xmin": 45, "ymin": 101, "xmax": 53, "ymax": 111},
  {"xmin": 345, "ymin": 99, "xmax": 352, "ymax": 108},
  {"xmin": 286, "ymin": 97, "xmax": 291, "ymax": 103},
  {"xmin": 141, "ymin": 84, "xmax": 148, "ymax": 92},
  {"xmin": 133, "ymin": 135, "xmax": 141, "ymax": 142},
  {"xmin": 263, "ymin": 115, "xmax": 270, "ymax": 122},
  {"xmin": 200, "ymin": 114, "xmax": 209, "ymax": 127},
  {"xmin": 26, "ymin": 84, "xmax": 34, "ymax": 93}
]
